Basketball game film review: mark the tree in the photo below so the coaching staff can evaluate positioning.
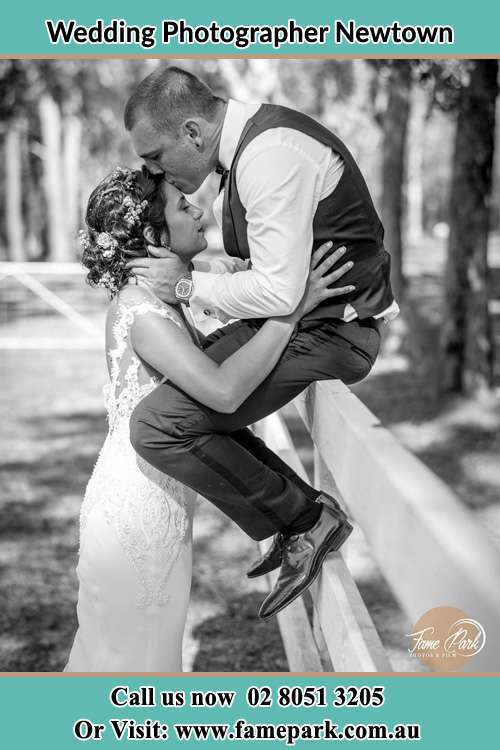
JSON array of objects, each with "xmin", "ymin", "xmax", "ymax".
[
  {"xmin": 5, "ymin": 121, "xmax": 24, "ymax": 261},
  {"xmin": 406, "ymin": 86, "xmax": 429, "ymax": 245},
  {"xmin": 0, "ymin": 61, "xmax": 31, "ymax": 260},
  {"xmin": 369, "ymin": 61, "xmax": 413, "ymax": 301},
  {"xmin": 433, "ymin": 61, "xmax": 499, "ymax": 395},
  {"xmin": 0, "ymin": 60, "xmax": 155, "ymax": 261}
]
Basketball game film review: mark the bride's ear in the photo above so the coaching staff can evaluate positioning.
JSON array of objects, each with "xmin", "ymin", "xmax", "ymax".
[{"xmin": 143, "ymin": 224, "xmax": 158, "ymax": 247}]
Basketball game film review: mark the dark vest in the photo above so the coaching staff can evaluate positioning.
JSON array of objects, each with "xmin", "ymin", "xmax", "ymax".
[{"xmin": 222, "ymin": 104, "xmax": 394, "ymax": 321}]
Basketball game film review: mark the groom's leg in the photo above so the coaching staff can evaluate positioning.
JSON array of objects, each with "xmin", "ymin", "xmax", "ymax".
[
  {"xmin": 130, "ymin": 318, "xmax": 380, "ymax": 541},
  {"xmin": 134, "ymin": 318, "xmax": 319, "ymax": 541},
  {"xmin": 230, "ymin": 427, "xmax": 319, "ymax": 505}
]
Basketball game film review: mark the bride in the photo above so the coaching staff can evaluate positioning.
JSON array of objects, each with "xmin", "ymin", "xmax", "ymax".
[{"xmin": 64, "ymin": 166, "xmax": 351, "ymax": 672}]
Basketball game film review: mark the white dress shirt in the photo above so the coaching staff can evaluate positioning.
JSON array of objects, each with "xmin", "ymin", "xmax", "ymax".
[{"xmin": 190, "ymin": 99, "xmax": 399, "ymax": 325}]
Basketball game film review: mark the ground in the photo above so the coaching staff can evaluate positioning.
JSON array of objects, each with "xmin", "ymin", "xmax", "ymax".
[{"xmin": 1, "ymin": 234, "xmax": 499, "ymax": 672}]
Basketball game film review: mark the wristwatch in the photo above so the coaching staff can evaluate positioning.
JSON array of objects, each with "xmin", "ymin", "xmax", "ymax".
[{"xmin": 174, "ymin": 273, "xmax": 194, "ymax": 305}]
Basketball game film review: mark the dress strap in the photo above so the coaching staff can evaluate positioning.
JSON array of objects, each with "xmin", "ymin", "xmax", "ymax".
[{"xmin": 116, "ymin": 282, "xmax": 185, "ymax": 330}]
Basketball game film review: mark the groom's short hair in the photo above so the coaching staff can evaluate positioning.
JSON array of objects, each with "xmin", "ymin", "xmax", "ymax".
[{"xmin": 124, "ymin": 66, "xmax": 223, "ymax": 135}]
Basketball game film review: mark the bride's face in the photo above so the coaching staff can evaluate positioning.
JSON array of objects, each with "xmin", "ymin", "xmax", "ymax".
[{"xmin": 160, "ymin": 181, "xmax": 207, "ymax": 260}]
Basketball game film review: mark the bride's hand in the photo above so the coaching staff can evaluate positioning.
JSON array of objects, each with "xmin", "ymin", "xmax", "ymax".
[{"xmin": 292, "ymin": 242, "xmax": 356, "ymax": 320}]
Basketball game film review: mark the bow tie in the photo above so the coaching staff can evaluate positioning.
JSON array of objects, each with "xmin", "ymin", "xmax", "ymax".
[{"xmin": 216, "ymin": 164, "xmax": 229, "ymax": 193}]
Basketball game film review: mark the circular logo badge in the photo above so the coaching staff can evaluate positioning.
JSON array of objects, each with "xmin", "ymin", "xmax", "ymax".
[{"xmin": 406, "ymin": 606, "xmax": 486, "ymax": 671}]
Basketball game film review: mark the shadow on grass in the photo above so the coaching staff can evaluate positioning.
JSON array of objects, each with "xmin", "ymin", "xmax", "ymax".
[
  {"xmin": 412, "ymin": 423, "xmax": 500, "ymax": 511},
  {"xmin": 0, "ymin": 589, "xmax": 77, "ymax": 671},
  {"xmin": 1, "ymin": 411, "xmax": 106, "ymax": 531},
  {"xmin": 192, "ymin": 592, "xmax": 287, "ymax": 672},
  {"xmin": 0, "ymin": 410, "xmax": 107, "ymax": 671},
  {"xmin": 354, "ymin": 362, "xmax": 500, "ymax": 512},
  {"xmin": 22, "ymin": 411, "xmax": 107, "ymax": 441}
]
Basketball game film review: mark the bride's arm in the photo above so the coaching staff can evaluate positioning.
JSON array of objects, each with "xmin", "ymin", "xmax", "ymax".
[
  {"xmin": 131, "ymin": 243, "xmax": 353, "ymax": 413},
  {"xmin": 132, "ymin": 310, "xmax": 295, "ymax": 413}
]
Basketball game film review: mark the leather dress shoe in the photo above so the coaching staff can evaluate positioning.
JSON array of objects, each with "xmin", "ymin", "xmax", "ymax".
[
  {"xmin": 247, "ymin": 492, "xmax": 348, "ymax": 579},
  {"xmin": 315, "ymin": 491, "xmax": 349, "ymax": 522},
  {"xmin": 246, "ymin": 533, "xmax": 284, "ymax": 578},
  {"xmin": 258, "ymin": 501, "xmax": 353, "ymax": 620}
]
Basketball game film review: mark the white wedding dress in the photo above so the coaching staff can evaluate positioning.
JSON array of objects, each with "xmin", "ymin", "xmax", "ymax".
[{"xmin": 64, "ymin": 290, "xmax": 196, "ymax": 672}]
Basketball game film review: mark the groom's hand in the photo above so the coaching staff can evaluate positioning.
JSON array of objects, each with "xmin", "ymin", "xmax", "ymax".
[{"xmin": 126, "ymin": 246, "xmax": 189, "ymax": 304}]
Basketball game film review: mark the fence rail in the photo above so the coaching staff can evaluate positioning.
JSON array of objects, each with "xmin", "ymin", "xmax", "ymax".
[
  {"xmin": 256, "ymin": 380, "xmax": 500, "ymax": 672},
  {"xmin": 0, "ymin": 261, "xmax": 102, "ymax": 349}
]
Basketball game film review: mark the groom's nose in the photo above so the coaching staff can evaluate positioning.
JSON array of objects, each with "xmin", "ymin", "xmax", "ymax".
[{"xmin": 145, "ymin": 160, "xmax": 164, "ymax": 176}]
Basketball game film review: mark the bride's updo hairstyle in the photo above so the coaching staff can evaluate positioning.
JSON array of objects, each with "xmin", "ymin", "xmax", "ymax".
[{"xmin": 79, "ymin": 166, "xmax": 167, "ymax": 296}]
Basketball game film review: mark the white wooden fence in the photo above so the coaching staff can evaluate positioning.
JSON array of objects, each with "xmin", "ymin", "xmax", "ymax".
[
  {"xmin": 256, "ymin": 380, "xmax": 500, "ymax": 672},
  {"xmin": 0, "ymin": 262, "xmax": 102, "ymax": 349}
]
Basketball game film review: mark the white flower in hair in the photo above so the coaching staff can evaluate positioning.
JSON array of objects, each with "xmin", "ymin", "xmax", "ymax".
[
  {"xmin": 123, "ymin": 196, "xmax": 148, "ymax": 227},
  {"xmin": 112, "ymin": 166, "xmax": 130, "ymax": 179},
  {"xmin": 96, "ymin": 232, "xmax": 118, "ymax": 258},
  {"xmin": 97, "ymin": 271, "xmax": 118, "ymax": 293}
]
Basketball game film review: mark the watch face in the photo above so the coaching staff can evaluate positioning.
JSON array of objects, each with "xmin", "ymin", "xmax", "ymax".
[{"xmin": 176, "ymin": 278, "xmax": 193, "ymax": 299}]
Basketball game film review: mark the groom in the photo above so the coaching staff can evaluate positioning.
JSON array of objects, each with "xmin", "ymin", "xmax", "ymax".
[{"xmin": 125, "ymin": 65, "xmax": 398, "ymax": 619}]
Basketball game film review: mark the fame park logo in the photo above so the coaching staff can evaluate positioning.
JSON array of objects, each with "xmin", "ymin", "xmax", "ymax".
[{"xmin": 406, "ymin": 606, "xmax": 486, "ymax": 671}]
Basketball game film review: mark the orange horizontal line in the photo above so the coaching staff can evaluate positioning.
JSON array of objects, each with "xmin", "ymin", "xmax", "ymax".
[
  {"xmin": 1, "ymin": 671, "xmax": 500, "ymax": 677},
  {"xmin": 0, "ymin": 54, "xmax": 499, "ymax": 60}
]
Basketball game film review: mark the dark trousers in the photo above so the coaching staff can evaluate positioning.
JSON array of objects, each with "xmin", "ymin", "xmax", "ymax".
[{"xmin": 130, "ymin": 317, "xmax": 381, "ymax": 541}]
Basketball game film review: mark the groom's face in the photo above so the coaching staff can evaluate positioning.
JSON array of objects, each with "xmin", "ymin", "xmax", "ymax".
[{"xmin": 131, "ymin": 116, "xmax": 208, "ymax": 194}]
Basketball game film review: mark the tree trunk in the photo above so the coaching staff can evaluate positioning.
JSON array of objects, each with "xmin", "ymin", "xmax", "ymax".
[
  {"xmin": 441, "ymin": 60, "xmax": 498, "ymax": 396},
  {"xmin": 406, "ymin": 86, "xmax": 427, "ymax": 245},
  {"xmin": 5, "ymin": 122, "xmax": 25, "ymax": 261},
  {"xmin": 380, "ymin": 62, "xmax": 412, "ymax": 301},
  {"xmin": 63, "ymin": 116, "xmax": 82, "ymax": 257},
  {"xmin": 39, "ymin": 94, "xmax": 68, "ymax": 261}
]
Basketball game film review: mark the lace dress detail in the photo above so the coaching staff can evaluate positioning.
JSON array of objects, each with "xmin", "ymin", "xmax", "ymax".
[
  {"xmin": 104, "ymin": 301, "xmax": 173, "ymax": 430},
  {"xmin": 78, "ymin": 294, "xmax": 195, "ymax": 609}
]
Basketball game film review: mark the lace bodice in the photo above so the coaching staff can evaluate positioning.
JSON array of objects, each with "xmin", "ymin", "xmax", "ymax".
[
  {"xmin": 104, "ymin": 295, "xmax": 186, "ymax": 430},
  {"xmin": 79, "ymin": 288, "xmax": 195, "ymax": 608}
]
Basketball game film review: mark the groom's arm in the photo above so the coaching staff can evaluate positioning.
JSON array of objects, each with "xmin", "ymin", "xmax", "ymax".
[
  {"xmin": 192, "ymin": 254, "xmax": 249, "ymax": 276},
  {"xmin": 188, "ymin": 253, "xmax": 249, "ymax": 326},
  {"xmin": 189, "ymin": 140, "xmax": 321, "ymax": 323}
]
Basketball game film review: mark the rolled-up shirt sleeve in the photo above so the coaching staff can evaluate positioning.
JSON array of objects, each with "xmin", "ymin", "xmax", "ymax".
[{"xmin": 190, "ymin": 137, "xmax": 321, "ymax": 322}]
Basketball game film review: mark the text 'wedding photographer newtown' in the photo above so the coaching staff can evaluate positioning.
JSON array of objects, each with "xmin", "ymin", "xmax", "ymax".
[{"xmin": 44, "ymin": 18, "xmax": 455, "ymax": 52}]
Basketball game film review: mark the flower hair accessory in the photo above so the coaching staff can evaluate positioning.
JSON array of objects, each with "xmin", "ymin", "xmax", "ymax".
[
  {"xmin": 96, "ymin": 232, "xmax": 118, "ymax": 258},
  {"xmin": 78, "ymin": 230, "xmax": 118, "ymax": 259},
  {"xmin": 111, "ymin": 166, "xmax": 135, "ymax": 184},
  {"xmin": 97, "ymin": 271, "xmax": 119, "ymax": 294},
  {"xmin": 122, "ymin": 196, "xmax": 148, "ymax": 227}
]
